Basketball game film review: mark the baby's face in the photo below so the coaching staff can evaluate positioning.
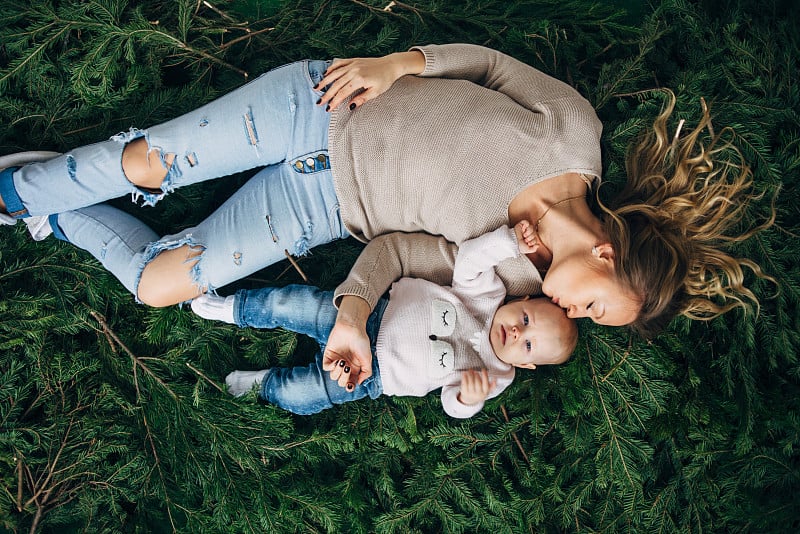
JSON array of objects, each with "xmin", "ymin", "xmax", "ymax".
[{"xmin": 489, "ymin": 297, "xmax": 571, "ymax": 368}]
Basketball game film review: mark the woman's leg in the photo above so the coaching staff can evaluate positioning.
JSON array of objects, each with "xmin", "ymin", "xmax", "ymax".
[
  {"xmin": 52, "ymin": 205, "xmax": 160, "ymax": 296},
  {"xmin": 137, "ymin": 163, "xmax": 346, "ymax": 306},
  {"xmin": 0, "ymin": 60, "xmax": 331, "ymax": 218},
  {"xmin": 235, "ymin": 284, "xmax": 340, "ymax": 341},
  {"xmin": 46, "ymin": 159, "xmax": 343, "ymax": 306}
]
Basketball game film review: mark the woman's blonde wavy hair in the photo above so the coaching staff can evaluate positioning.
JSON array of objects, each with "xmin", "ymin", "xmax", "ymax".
[{"xmin": 597, "ymin": 90, "xmax": 775, "ymax": 338}]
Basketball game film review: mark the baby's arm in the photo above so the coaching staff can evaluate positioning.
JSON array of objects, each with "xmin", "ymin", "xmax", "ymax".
[
  {"xmin": 457, "ymin": 369, "xmax": 497, "ymax": 406},
  {"xmin": 450, "ymin": 221, "xmax": 538, "ymax": 298},
  {"xmin": 441, "ymin": 368, "xmax": 515, "ymax": 419},
  {"xmin": 514, "ymin": 219, "xmax": 540, "ymax": 255}
]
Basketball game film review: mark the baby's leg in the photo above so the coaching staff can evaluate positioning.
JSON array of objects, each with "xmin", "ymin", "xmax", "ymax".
[
  {"xmin": 225, "ymin": 370, "xmax": 268, "ymax": 397},
  {"xmin": 213, "ymin": 285, "xmax": 384, "ymax": 413},
  {"xmin": 215, "ymin": 285, "xmax": 348, "ymax": 413},
  {"xmin": 258, "ymin": 351, "xmax": 379, "ymax": 415}
]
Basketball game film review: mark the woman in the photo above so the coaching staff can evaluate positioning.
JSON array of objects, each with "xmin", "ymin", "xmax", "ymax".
[{"xmin": 0, "ymin": 44, "xmax": 768, "ymax": 385}]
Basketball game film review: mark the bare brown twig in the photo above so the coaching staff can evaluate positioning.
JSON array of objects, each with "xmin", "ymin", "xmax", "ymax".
[
  {"xmin": 89, "ymin": 311, "xmax": 178, "ymax": 401},
  {"xmin": 500, "ymin": 405, "xmax": 530, "ymax": 465}
]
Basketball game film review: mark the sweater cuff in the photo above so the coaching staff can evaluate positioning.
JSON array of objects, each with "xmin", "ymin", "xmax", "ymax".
[
  {"xmin": 409, "ymin": 45, "xmax": 436, "ymax": 76},
  {"xmin": 442, "ymin": 387, "xmax": 483, "ymax": 418},
  {"xmin": 332, "ymin": 282, "xmax": 379, "ymax": 310}
]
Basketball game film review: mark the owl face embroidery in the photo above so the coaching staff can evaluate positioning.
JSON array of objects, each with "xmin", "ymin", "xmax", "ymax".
[
  {"xmin": 429, "ymin": 340, "xmax": 455, "ymax": 375},
  {"xmin": 430, "ymin": 300, "xmax": 456, "ymax": 336},
  {"xmin": 428, "ymin": 300, "xmax": 457, "ymax": 377}
]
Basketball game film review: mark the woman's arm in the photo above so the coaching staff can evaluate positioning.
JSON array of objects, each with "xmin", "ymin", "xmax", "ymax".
[
  {"xmin": 410, "ymin": 43, "xmax": 584, "ymax": 109},
  {"xmin": 323, "ymin": 232, "xmax": 458, "ymax": 387},
  {"xmin": 321, "ymin": 294, "xmax": 374, "ymax": 389},
  {"xmin": 334, "ymin": 231, "xmax": 458, "ymax": 310}
]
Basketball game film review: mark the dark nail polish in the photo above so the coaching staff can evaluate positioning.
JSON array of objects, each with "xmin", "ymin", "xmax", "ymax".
[
  {"xmin": 346, "ymin": 383, "xmax": 354, "ymax": 392},
  {"xmin": 338, "ymin": 360, "xmax": 346, "ymax": 367},
  {"xmin": 343, "ymin": 366, "xmax": 350, "ymax": 373},
  {"xmin": 321, "ymin": 86, "xmax": 327, "ymax": 93},
  {"xmin": 316, "ymin": 98, "xmax": 321, "ymax": 105},
  {"xmin": 325, "ymin": 104, "xmax": 330, "ymax": 112},
  {"xmin": 313, "ymin": 84, "xmax": 319, "ymax": 90},
  {"xmin": 349, "ymin": 103, "xmax": 356, "ymax": 110}
]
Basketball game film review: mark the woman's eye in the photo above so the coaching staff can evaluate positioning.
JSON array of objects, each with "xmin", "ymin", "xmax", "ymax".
[
  {"xmin": 523, "ymin": 314, "xmax": 529, "ymax": 326},
  {"xmin": 587, "ymin": 302, "xmax": 595, "ymax": 311}
]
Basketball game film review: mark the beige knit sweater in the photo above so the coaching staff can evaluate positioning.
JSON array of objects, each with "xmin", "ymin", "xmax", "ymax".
[{"xmin": 328, "ymin": 43, "xmax": 602, "ymax": 309}]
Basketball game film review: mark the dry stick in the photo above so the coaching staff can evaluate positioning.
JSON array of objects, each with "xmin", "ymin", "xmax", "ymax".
[
  {"xmin": 284, "ymin": 249, "xmax": 309, "ymax": 282},
  {"xmin": 29, "ymin": 505, "xmax": 44, "ymax": 534},
  {"xmin": 349, "ymin": 0, "xmax": 402, "ymax": 17},
  {"xmin": 186, "ymin": 362, "xmax": 225, "ymax": 393},
  {"xmin": 89, "ymin": 312, "xmax": 178, "ymax": 531},
  {"xmin": 90, "ymin": 311, "xmax": 178, "ymax": 400},
  {"xmin": 202, "ymin": 0, "xmax": 243, "ymax": 24},
  {"xmin": 500, "ymin": 405, "xmax": 530, "ymax": 466},
  {"xmin": 141, "ymin": 27, "xmax": 249, "ymax": 79},
  {"xmin": 25, "ymin": 419, "xmax": 74, "ymax": 509},
  {"xmin": 16, "ymin": 455, "xmax": 23, "ymax": 511},
  {"xmin": 218, "ymin": 26, "xmax": 276, "ymax": 50}
]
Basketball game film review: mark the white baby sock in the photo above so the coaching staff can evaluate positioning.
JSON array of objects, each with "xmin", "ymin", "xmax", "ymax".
[
  {"xmin": 191, "ymin": 293, "xmax": 235, "ymax": 324},
  {"xmin": 225, "ymin": 370, "xmax": 269, "ymax": 397}
]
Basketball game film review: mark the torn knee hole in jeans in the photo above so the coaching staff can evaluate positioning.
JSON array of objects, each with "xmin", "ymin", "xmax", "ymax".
[
  {"xmin": 135, "ymin": 236, "xmax": 210, "ymax": 304},
  {"xmin": 113, "ymin": 128, "xmax": 183, "ymax": 206},
  {"xmin": 293, "ymin": 221, "xmax": 314, "ymax": 257}
]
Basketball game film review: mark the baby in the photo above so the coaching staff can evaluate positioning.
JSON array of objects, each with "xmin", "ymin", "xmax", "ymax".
[{"xmin": 192, "ymin": 222, "xmax": 577, "ymax": 418}]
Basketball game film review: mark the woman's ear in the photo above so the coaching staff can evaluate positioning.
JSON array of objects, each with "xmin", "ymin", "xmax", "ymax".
[{"xmin": 592, "ymin": 242, "xmax": 615, "ymax": 261}]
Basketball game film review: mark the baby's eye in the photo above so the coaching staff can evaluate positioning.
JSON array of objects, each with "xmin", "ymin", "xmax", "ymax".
[
  {"xmin": 523, "ymin": 313, "xmax": 529, "ymax": 326},
  {"xmin": 525, "ymin": 340, "xmax": 532, "ymax": 351}
]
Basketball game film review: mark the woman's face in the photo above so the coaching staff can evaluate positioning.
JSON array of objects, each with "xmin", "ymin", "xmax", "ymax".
[{"xmin": 541, "ymin": 244, "xmax": 642, "ymax": 327}]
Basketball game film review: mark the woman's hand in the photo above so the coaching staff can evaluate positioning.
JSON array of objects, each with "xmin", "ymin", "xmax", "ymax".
[
  {"xmin": 316, "ymin": 51, "xmax": 425, "ymax": 111},
  {"xmin": 322, "ymin": 296, "xmax": 374, "ymax": 390},
  {"xmin": 457, "ymin": 369, "xmax": 496, "ymax": 406}
]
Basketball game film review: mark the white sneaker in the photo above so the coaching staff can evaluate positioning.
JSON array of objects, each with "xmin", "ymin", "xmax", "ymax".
[
  {"xmin": 23, "ymin": 215, "xmax": 53, "ymax": 241},
  {"xmin": 191, "ymin": 293, "xmax": 236, "ymax": 324},
  {"xmin": 0, "ymin": 151, "xmax": 61, "ymax": 237}
]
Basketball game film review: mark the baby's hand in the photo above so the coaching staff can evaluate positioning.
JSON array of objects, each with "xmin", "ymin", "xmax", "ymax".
[
  {"xmin": 514, "ymin": 220, "xmax": 540, "ymax": 254},
  {"xmin": 457, "ymin": 369, "xmax": 496, "ymax": 406}
]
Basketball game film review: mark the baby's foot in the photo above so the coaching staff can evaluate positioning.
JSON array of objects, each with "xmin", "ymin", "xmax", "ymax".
[
  {"xmin": 225, "ymin": 370, "xmax": 269, "ymax": 397},
  {"xmin": 191, "ymin": 293, "xmax": 235, "ymax": 324}
]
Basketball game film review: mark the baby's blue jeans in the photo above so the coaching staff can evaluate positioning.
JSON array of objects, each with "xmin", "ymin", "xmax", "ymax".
[
  {"xmin": 0, "ymin": 60, "xmax": 348, "ymax": 297},
  {"xmin": 233, "ymin": 284, "xmax": 386, "ymax": 415}
]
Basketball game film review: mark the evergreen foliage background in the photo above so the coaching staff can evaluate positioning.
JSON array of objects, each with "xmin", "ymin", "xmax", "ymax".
[{"xmin": 0, "ymin": 0, "xmax": 798, "ymax": 532}]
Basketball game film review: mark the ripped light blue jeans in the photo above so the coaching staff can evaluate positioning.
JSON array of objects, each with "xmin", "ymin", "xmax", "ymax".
[
  {"xmin": 233, "ymin": 284, "xmax": 386, "ymax": 415},
  {"xmin": 0, "ymin": 60, "xmax": 348, "ymax": 297}
]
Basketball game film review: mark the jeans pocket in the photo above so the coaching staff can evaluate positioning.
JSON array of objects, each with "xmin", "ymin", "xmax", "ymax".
[{"xmin": 306, "ymin": 59, "xmax": 332, "ymax": 90}]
